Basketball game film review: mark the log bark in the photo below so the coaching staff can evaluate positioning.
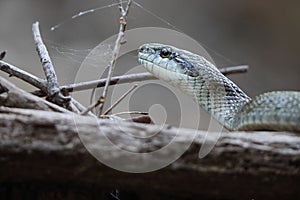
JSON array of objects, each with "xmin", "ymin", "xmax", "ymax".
[{"xmin": 0, "ymin": 106, "xmax": 300, "ymax": 199}]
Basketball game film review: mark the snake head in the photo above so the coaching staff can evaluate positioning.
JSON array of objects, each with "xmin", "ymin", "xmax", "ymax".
[{"xmin": 138, "ymin": 43, "xmax": 200, "ymax": 79}]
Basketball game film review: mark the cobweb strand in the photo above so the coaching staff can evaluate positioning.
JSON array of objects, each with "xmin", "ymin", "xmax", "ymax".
[{"xmin": 50, "ymin": 1, "xmax": 127, "ymax": 31}]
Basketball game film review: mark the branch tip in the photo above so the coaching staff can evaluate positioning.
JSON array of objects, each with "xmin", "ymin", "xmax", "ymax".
[{"xmin": 0, "ymin": 51, "xmax": 7, "ymax": 60}]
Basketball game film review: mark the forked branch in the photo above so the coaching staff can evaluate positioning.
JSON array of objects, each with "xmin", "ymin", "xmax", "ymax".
[
  {"xmin": 82, "ymin": 0, "xmax": 133, "ymax": 116},
  {"xmin": 32, "ymin": 21, "xmax": 71, "ymax": 106}
]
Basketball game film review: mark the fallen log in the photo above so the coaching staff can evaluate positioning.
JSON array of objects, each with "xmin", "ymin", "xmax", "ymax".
[{"xmin": 0, "ymin": 106, "xmax": 299, "ymax": 199}]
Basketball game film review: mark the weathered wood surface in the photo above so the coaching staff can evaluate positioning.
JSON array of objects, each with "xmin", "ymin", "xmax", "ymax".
[{"xmin": 0, "ymin": 106, "xmax": 300, "ymax": 199}]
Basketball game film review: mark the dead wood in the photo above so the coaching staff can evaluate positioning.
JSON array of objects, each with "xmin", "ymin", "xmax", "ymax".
[{"xmin": 0, "ymin": 106, "xmax": 299, "ymax": 199}]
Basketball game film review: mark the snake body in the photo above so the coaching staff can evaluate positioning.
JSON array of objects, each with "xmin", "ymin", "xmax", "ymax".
[{"xmin": 138, "ymin": 43, "xmax": 300, "ymax": 132}]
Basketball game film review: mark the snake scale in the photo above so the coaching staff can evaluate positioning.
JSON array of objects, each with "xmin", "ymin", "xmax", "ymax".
[{"xmin": 138, "ymin": 43, "xmax": 300, "ymax": 132}]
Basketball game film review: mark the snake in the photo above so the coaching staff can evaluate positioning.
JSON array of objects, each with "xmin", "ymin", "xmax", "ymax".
[{"xmin": 138, "ymin": 43, "xmax": 300, "ymax": 132}]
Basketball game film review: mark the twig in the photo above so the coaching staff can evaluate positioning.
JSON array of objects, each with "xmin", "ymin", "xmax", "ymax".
[
  {"xmin": 72, "ymin": 99, "xmax": 96, "ymax": 117},
  {"xmin": 0, "ymin": 60, "xmax": 94, "ymax": 116},
  {"xmin": 63, "ymin": 72, "xmax": 153, "ymax": 93},
  {"xmin": 111, "ymin": 111, "xmax": 148, "ymax": 116},
  {"xmin": 0, "ymin": 57, "xmax": 92, "ymax": 116},
  {"xmin": 32, "ymin": 72, "xmax": 155, "ymax": 97},
  {"xmin": 119, "ymin": 0, "xmax": 132, "ymax": 16},
  {"xmin": 0, "ymin": 51, "xmax": 6, "ymax": 60},
  {"xmin": 67, "ymin": 101, "xmax": 80, "ymax": 113},
  {"xmin": 82, "ymin": 0, "xmax": 132, "ymax": 116},
  {"xmin": 0, "ymin": 76, "xmax": 71, "ymax": 113},
  {"xmin": 0, "ymin": 60, "xmax": 47, "ymax": 91},
  {"xmin": 220, "ymin": 65, "xmax": 248, "ymax": 76},
  {"xmin": 80, "ymin": 99, "xmax": 100, "ymax": 115},
  {"xmin": 96, "ymin": 0, "xmax": 132, "ymax": 114},
  {"xmin": 110, "ymin": 189, "xmax": 121, "ymax": 200},
  {"xmin": 124, "ymin": 0, "xmax": 132, "ymax": 15},
  {"xmin": 32, "ymin": 21, "xmax": 71, "ymax": 106},
  {"xmin": 103, "ymin": 84, "xmax": 137, "ymax": 115},
  {"xmin": 41, "ymin": 100, "xmax": 73, "ymax": 113}
]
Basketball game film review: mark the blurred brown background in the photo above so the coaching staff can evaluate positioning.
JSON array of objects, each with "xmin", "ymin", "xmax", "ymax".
[{"xmin": 0, "ymin": 0, "xmax": 299, "ymax": 128}]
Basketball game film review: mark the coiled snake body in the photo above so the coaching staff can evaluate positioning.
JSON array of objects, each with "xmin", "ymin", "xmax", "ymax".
[{"xmin": 138, "ymin": 43, "xmax": 300, "ymax": 132}]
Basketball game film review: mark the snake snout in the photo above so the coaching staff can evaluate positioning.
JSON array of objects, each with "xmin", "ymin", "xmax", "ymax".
[
  {"xmin": 137, "ymin": 44, "xmax": 146, "ymax": 53},
  {"xmin": 138, "ymin": 43, "xmax": 200, "ymax": 77},
  {"xmin": 138, "ymin": 44, "xmax": 155, "ymax": 54}
]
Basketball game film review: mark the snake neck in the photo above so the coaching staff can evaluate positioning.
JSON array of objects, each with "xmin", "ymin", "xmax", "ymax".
[
  {"xmin": 193, "ymin": 69, "xmax": 251, "ymax": 130},
  {"xmin": 146, "ymin": 57, "xmax": 252, "ymax": 130}
]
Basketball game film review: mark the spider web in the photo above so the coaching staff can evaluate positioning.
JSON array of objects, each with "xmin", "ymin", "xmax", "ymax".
[
  {"xmin": 46, "ymin": 0, "xmax": 236, "ymax": 72},
  {"xmin": 44, "ymin": 1, "xmax": 175, "ymax": 79}
]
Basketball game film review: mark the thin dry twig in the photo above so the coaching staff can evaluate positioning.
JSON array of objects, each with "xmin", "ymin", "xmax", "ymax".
[
  {"xmin": 0, "ymin": 56, "xmax": 92, "ymax": 116},
  {"xmin": 0, "ymin": 51, "xmax": 6, "ymax": 60},
  {"xmin": 103, "ymin": 84, "xmax": 137, "ymax": 115},
  {"xmin": 0, "ymin": 76, "xmax": 71, "ymax": 113},
  {"xmin": 80, "ymin": 100, "xmax": 99, "ymax": 115},
  {"xmin": 63, "ymin": 72, "xmax": 152, "ymax": 93},
  {"xmin": 220, "ymin": 65, "xmax": 248, "ymax": 76},
  {"xmin": 96, "ymin": 0, "xmax": 132, "ymax": 114},
  {"xmin": 81, "ymin": 0, "xmax": 132, "ymax": 116},
  {"xmin": 111, "ymin": 111, "xmax": 148, "ymax": 116},
  {"xmin": 119, "ymin": 0, "xmax": 132, "ymax": 16},
  {"xmin": 71, "ymin": 98, "xmax": 95, "ymax": 116},
  {"xmin": 0, "ymin": 60, "xmax": 47, "ymax": 91},
  {"xmin": 32, "ymin": 72, "xmax": 155, "ymax": 97},
  {"xmin": 32, "ymin": 21, "xmax": 71, "ymax": 106}
]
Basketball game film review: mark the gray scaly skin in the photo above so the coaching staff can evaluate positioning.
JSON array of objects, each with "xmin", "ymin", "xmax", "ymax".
[{"xmin": 138, "ymin": 43, "xmax": 300, "ymax": 132}]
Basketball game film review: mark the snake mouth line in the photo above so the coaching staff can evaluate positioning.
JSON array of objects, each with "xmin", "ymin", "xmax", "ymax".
[
  {"xmin": 138, "ymin": 57, "xmax": 167, "ymax": 76},
  {"xmin": 138, "ymin": 54, "xmax": 177, "ymax": 74}
]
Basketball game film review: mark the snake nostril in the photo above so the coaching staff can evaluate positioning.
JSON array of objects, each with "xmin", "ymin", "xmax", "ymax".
[{"xmin": 139, "ymin": 45, "xmax": 147, "ymax": 52}]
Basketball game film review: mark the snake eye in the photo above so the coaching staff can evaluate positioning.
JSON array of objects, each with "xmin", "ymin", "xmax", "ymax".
[{"xmin": 160, "ymin": 48, "xmax": 172, "ymax": 58}]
